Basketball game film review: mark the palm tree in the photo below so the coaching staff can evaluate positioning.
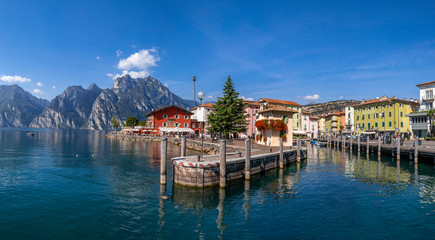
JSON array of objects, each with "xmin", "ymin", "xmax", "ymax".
[{"xmin": 427, "ymin": 109, "xmax": 435, "ymax": 137}]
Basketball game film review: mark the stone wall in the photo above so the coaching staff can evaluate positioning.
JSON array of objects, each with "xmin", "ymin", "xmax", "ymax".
[{"xmin": 173, "ymin": 149, "xmax": 307, "ymax": 188}]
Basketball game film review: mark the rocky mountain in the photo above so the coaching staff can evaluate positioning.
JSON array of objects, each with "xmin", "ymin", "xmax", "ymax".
[
  {"xmin": 303, "ymin": 100, "xmax": 360, "ymax": 116},
  {"xmin": 30, "ymin": 84, "xmax": 102, "ymax": 128},
  {"xmin": 0, "ymin": 85, "xmax": 48, "ymax": 127},
  {"xmin": 30, "ymin": 75, "xmax": 196, "ymax": 130},
  {"xmin": 87, "ymin": 75, "xmax": 195, "ymax": 130}
]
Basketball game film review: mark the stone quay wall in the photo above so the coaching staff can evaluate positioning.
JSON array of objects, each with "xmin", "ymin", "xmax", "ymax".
[
  {"xmin": 172, "ymin": 149, "xmax": 307, "ymax": 188},
  {"xmin": 105, "ymin": 133, "xmax": 161, "ymax": 142}
]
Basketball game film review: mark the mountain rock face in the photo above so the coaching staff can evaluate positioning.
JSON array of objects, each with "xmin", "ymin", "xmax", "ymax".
[
  {"xmin": 87, "ymin": 75, "xmax": 194, "ymax": 130},
  {"xmin": 0, "ymin": 85, "xmax": 48, "ymax": 127},
  {"xmin": 303, "ymin": 100, "xmax": 360, "ymax": 116},
  {"xmin": 29, "ymin": 75, "xmax": 195, "ymax": 130},
  {"xmin": 30, "ymin": 84, "xmax": 102, "ymax": 128}
]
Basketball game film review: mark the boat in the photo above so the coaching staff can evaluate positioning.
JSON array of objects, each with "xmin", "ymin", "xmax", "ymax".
[
  {"xmin": 315, "ymin": 141, "xmax": 327, "ymax": 147},
  {"xmin": 27, "ymin": 132, "xmax": 35, "ymax": 136}
]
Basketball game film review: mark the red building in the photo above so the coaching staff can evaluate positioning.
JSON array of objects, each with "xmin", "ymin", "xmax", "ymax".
[{"xmin": 145, "ymin": 105, "xmax": 195, "ymax": 135}]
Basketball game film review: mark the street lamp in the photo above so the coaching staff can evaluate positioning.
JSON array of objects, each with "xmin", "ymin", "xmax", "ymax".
[{"xmin": 198, "ymin": 91, "xmax": 205, "ymax": 157}]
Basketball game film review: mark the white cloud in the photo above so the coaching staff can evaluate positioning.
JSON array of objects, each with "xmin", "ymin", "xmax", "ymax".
[
  {"xmin": 36, "ymin": 82, "xmax": 43, "ymax": 87},
  {"xmin": 32, "ymin": 89, "xmax": 43, "ymax": 95},
  {"xmin": 107, "ymin": 48, "xmax": 160, "ymax": 79},
  {"xmin": 52, "ymin": 86, "xmax": 56, "ymax": 89},
  {"xmin": 339, "ymin": 96, "xmax": 344, "ymax": 99},
  {"xmin": 96, "ymin": 56, "xmax": 101, "ymax": 60},
  {"xmin": 303, "ymin": 94, "xmax": 320, "ymax": 100},
  {"xmin": 163, "ymin": 83, "xmax": 168, "ymax": 87},
  {"xmin": 116, "ymin": 50, "xmax": 123, "ymax": 57},
  {"xmin": 1, "ymin": 75, "xmax": 31, "ymax": 83},
  {"xmin": 241, "ymin": 96, "xmax": 254, "ymax": 101},
  {"xmin": 207, "ymin": 96, "xmax": 214, "ymax": 99}
]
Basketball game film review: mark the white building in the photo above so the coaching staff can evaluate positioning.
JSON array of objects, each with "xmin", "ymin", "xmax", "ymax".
[
  {"xmin": 344, "ymin": 105, "xmax": 356, "ymax": 134},
  {"xmin": 191, "ymin": 103, "xmax": 214, "ymax": 135},
  {"xmin": 407, "ymin": 81, "xmax": 433, "ymax": 138}
]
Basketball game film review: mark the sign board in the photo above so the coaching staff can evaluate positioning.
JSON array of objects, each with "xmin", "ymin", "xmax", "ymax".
[
  {"xmin": 361, "ymin": 127, "xmax": 364, "ymax": 130},
  {"xmin": 395, "ymin": 128, "xmax": 398, "ymax": 131}
]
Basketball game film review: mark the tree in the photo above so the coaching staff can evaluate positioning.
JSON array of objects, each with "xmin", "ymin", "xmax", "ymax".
[
  {"xmin": 112, "ymin": 116, "xmax": 120, "ymax": 131},
  {"xmin": 138, "ymin": 121, "xmax": 147, "ymax": 127},
  {"xmin": 207, "ymin": 76, "xmax": 247, "ymax": 138},
  {"xmin": 125, "ymin": 116, "xmax": 139, "ymax": 127}
]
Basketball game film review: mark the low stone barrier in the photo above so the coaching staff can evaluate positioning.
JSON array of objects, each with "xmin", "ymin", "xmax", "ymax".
[
  {"xmin": 105, "ymin": 133, "xmax": 160, "ymax": 142},
  {"xmin": 172, "ymin": 149, "xmax": 306, "ymax": 188}
]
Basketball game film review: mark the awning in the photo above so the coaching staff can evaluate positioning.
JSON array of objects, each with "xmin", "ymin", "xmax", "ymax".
[
  {"xmin": 159, "ymin": 127, "xmax": 194, "ymax": 133},
  {"xmin": 293, "ymin": 130, "xmax": 307, "ymax": 135},
  {"xmin": 361, "ymin": 132, "xmax": 376, "ymax": 134}
]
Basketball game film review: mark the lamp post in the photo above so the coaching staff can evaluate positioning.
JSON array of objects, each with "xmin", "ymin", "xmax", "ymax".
[{"xmin": 198, "ymin": 91, "xmax": 205, "ymax": 157}]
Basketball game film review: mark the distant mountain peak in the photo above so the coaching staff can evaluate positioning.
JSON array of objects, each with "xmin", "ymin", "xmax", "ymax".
[{"xmin": 87, "ymin": 83, "xmax": 101, "ymax": 91}]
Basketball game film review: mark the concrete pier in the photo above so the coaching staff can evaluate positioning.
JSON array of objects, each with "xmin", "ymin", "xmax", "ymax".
[
  {"xmin": 160, "ymin": 138, "xmax": 168, "ymax": 185},
  {"xmin": 245, "ymin": 139, "xmax": 251, "ymax": 180},
  {"xmin": 220, "ymin": 140, "xmax": 226, "ymax": 188}
]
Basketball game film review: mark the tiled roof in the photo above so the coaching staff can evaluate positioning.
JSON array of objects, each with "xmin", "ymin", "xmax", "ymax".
[
  {"xmin": 416, "ymin": 81, "xmax": 435, "ymax": 87},
  {"xmin": 259, "ymin": 105, "xmax": 298, "ymax": 114},
  {"xmin": 243, "ymin": 100, "xmax": 260, "ymax": 106},
  {"xmin": 146, "ymin": 105, "xmax": 193, "ymax": 116},
  {"xmin": 354, "ymin": 97, "xmax": 419, "ymax": 107},
  {"xmin": 191, "ymin": 102, "xmax": 215, "ymax": 110},
  {"xmin": 259, "ymin": 98, "xmax": 301, "ymax": 107}
]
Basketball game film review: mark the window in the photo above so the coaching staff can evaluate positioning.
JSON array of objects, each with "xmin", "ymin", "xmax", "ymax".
[
  {"xmin": 400, "ymin": 112, "xmax": 403, "ymax": 117},
  {"xmin": 389, "ymin": 121, "xmax": 392, "ymax": 127},
  {"xmin": 368, "ymin": 114, "xmax": 370, "ymax": 119},
  {"xmin": 192, "ymin": 123, "xmax": 196, "ymax": 128},
  {"xmin": 163, "ymin": 114, "xmax": 168, "ymax": 119},
  {"xmin": 184, "ymin": 123, "xmax": 189, "ymax": 128},
  {"xmin": 362, "ymin": 123, "xmax": 365, "ymax": 129},
  {"xmin": 382, "ymin": 122, "xmax": 385, "ymax": 127},
  {"xmin": 312, "ymin": 125, "xmax": 314, "ymax": 130},
  {"xmin": 389, "ymin": 103, "xmax": 393, "ymax": 108},
  {"xmin": 401, "ymin": 122, "xmax": 403, "ymax": 128},
  {"xmin": 174, "ymin": 115, "xmax": 180, "ymax": 119},
  {"xmin": 357, "ymin": 115, "xmax": 359, "ymax": 120},
  {"xmin": 304, "ymin": 124, "xmax": 307, "ymax": 130},
  {"xmin": 388, "ymin": 111, "xmax": 392, "ymax": 117},
  {"xmin": 400, "ymin": 103, "xmax": 403, "ymax": 107},
  {"xmin": 348, "ymin": 113, "xmax": 350, "ymax": 118},
  {"xmin": 382, "ymin": 104, "xmax": 385, "ymax": 108},
  {"xmin": 175, "ymin": 123, "xmax": 180, "ymax": 127},
  {"xmin": 362, "ymin": 114, "xmax": 365, "ymax": 120},
  {"xmin": 375, "ymin": 122, "xmax": 378, "ymax": 128},
  {"xmin": 304, "ymin": 116, "xmax": 306, "ymax": 120},
  {"xmin": 184, "ymin": 115, "xmax": 189, "ymax": 120},
  {"xmin": 162, "ymin": 122, "xmax": 168, "ymax": 127}
]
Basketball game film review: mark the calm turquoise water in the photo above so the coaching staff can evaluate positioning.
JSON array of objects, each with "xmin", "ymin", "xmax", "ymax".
[{"xmin": 0, "ymin": 128, "xmax": 434, "ymax": 239}]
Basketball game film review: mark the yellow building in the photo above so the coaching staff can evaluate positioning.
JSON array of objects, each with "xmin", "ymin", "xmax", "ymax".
[
  {"xmin": 318, "ymin": 116, "xmax": 326, "ymax": 135},
  {"xmin": 324, "ymin": 112, "xmax": 340, "ymax": 135},
  {"xmin": 354, "ymin": 96, "xmax": 419, "ymax": 137}
]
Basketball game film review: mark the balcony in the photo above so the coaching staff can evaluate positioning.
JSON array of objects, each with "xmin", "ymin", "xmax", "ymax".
[{"xmin": 422, "ymin": 97, "xmax": 435, "ymax": 102}]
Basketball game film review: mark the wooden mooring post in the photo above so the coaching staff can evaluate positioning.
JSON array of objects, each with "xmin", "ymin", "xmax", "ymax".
[
  {"xmin": 181, "ymin": 137, "xmax": 186, "ymax": 157},
  {"xmin": 397, "ymin": 136, "xmax": 401, "ymax": 160},
  {"xmin": 358, "ymin": 136, "xmax": 361, "ymax": 153},
  {"xmin": 220, "ymin": 140, "xmax": 226, "ymax": 188},
  {"xmin": 366, "ymin": 137, "xmax": 370, "ymax": 154},
  {"xmin": 378, "ymin": 137, "xmax": 381, "ymax": 157},
  {"xmin": 297, "ymin": 138, "xmax": 301, "ymax": 162},
  {"xmin": 245, "ymin": 139, "xmax": 251, "ymax": 180},
  {"xmin": 160, "ymin": 138, "xmax": 168, "ymax": 185},
  {"xmin": 279, "ymin": 138, "xmax": 284, "ymax": 168},
  {"xmin": 350, "ymin": 136, "xmax": 353, "ymax": 150},
  {"xmin": 414, "ymin": 137, "xmax": 418, "ymax": 164}
]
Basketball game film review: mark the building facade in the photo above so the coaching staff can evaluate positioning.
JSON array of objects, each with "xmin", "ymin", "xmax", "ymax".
[
  {"xmin": 243, "ymin": 100, "xmax": 260, "ymax": 138},
  {"xmin": 258, "ymin": 98, "xmax": 303, "ymax": 136},
  {"xmin": 255, "ymin": 105, "xmax": 296, "ymax": 147},
  {"xmin": 324, "ymin": 112, "xmax": 340, "ymax": 135},
  {"xmin": 191, "ymin": 103, "xmax": 214, "ymax": 135},
  {"xmin": 407, "ymin": 81, "xmax": 434, "ymax": 138},
  {"xmin": 344, "ymin": 105, "xmax": 355, "ymax": 134},
  {"xmin": 146, "ymin": 106, "xmax": 194, "ymax": 135},
  {"xmin": 354, "ymin": 96, "xmax": 419, "ymax": 137}
]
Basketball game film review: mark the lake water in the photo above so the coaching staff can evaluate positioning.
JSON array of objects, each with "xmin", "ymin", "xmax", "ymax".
[{"xmin": 0, "ymin": 128, "xmax": 434, "ymax": 239}]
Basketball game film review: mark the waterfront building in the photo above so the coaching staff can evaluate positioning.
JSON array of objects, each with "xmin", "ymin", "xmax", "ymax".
[
  {"xmin": 255, "ymin": 104, "xmax": 296, "ymax": 146},
  {"xmin": 258, "ymin": 98, "xmax": 304, "ymax": 137},
  {"xmin": 344, "ymin": 104, "xmax": 357, "ymax": 134},
  {"xmin": 354, "ymin": 96, "xmax": 419, "ymax": 138},
  {"xmin": 191, "ymin": 103, "xmax": 214, "ymax": 135},
  {"xmin": 407, "ymin": 81, "xmax": 435, "ymax": 138},
  {"xmin": 318, "ymin": 115, "xmax": 326, "ymax": 136},
  {"xmin": 309, "ymin": 116, "xmax": 319, "ymax": 138},
  {"xmin": 339, "ymin": 111, "xmax": 345, "ymax": 133},
  {"xmin": 243, "ymin": 100, "xmax": 260, "ymax": 138},
  {"xmin": 324, "ymin": 112, "xmax": 340, "ymax": 135},
  {"xmin": 146, "ymin": 105, "xmax": 195, "ymax": 135}
]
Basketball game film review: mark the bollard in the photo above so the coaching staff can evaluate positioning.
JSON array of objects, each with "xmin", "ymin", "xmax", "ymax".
[
  {"xmin": 414, "ymin": 137, "xmax": 418, "ymax": 164},
  {"xmin": 245, "ymin": 139, "xmax": 251, "ymax": 180},
  {"xmin": 358, "ymin": 136, "xmax": 361, "ymax": 152},
  {"xmin": 378, "ymin": 137, "xmax": 381, "ymax": 157},
  {"xmin": 181, "ymin": 137, "xmax": 186, "ymax": 157},
  {"xmin": 220, "ymin": 140, "xmax": 227, "ymax": 188},
  {"xmin": 279, "ymin": 138, "xmax": 284, "ymax": 168},
  {"xmin": 397, "ymin": 136, "xmax": 401, "ymax": 160},
  {"xmin": 366, "ymin": 137, "xmax": 370, "ymax": 154},
  {"xmin": 160, "ymin": 138, "xmax": 168, "ymax": 185},
  {"xmin": 297, "ymin": 138, "xmax": 301, "ymax": 162}
]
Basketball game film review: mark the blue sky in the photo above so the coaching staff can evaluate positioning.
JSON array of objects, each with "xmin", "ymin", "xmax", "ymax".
[{"xmin": 0, "ymin": 0, "xmax": 434, "ymax": 104}]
